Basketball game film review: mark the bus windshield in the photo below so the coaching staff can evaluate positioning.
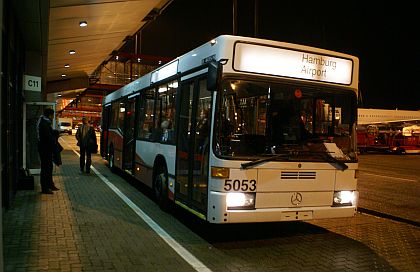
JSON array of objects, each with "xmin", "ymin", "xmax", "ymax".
[{"xmin": 214, "ymin": 79, "xmax": 357, "ymax": 162}]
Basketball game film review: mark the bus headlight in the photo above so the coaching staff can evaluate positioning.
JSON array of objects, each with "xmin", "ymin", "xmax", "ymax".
[
  {"xmin": 333, "ymin": 191, "xmax": 355, "ymax": 206},
  {"xmin": 226, "ymin": 192, "xmax": 256, "ymax": 210}
]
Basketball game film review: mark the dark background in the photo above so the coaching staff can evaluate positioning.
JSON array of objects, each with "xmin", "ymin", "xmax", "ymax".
[{"xmin": 140, "ymin": 0, "xmax": 419, "ymax": 110}]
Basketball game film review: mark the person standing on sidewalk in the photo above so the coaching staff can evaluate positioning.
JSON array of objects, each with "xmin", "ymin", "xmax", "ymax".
[
  {"xmin": 76, "ymin": 117, "xmax": 97, "ymax": 174},
  {"xmin": 36, "ymin": 108, "xmax": 60, "ymax": 194}
]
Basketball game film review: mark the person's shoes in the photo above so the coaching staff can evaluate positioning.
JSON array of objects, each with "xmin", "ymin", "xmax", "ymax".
[
  {"xmin": 41, "ymin": 189, "xmax": 53, "ymax": 194},
  {"xmin": 50, "ymin": 186, "xmax": 60, "ymax": 191}
]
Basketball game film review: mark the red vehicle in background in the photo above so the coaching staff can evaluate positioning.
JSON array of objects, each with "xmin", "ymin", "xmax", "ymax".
[{"xmin": 357, "ymin": 124, "xmax": 420, "ymax": 154}]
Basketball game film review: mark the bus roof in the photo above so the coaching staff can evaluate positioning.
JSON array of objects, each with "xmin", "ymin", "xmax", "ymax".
[{"xmin": 104, "ymin": 35, "xmax": 359, "ymax": 105}]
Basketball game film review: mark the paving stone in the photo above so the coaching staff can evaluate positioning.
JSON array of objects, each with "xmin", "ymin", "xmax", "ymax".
[
  {"xmin": 3, "ymin": 143, "xmax": 419, "ymax": 272},
  {"xmin": 3, "ymin": 148, "xmax": 195, "ymax": 272}
]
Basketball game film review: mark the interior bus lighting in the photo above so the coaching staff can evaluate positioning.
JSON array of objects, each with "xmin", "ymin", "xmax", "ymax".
[
  {"xmin": 79, "ymin": 21, "xmax": 88, "ymax": 27},
  {"xmin": 158, "ymin": 87, "xmax": 167, "ymax": 93},
  {"xmin": 333, "ymin": 191, "xmax": 355, "ymax": 206},
  {"xmin": 226, "ymin": 192, "xmax": 255, "ymax": 209},
  {"xmin": 168, "ymin": 81, "xmax": 178, "ymax": 88},
  {"xmin": 211, "ymin": 167, "xmax": 229, "ymax": 178}
]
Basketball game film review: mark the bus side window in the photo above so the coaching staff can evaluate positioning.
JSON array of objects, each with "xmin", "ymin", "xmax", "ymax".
[
  {"xmin": 195, "ymin": 80, "xmax": 212, "ymax": 153},
  {"xmin": 151, "ymin": 95, "xmax": 162, "ymax": 141},
  {"xmin": 118, "ymin": 102, "xmax": 125, "ymax": 131},
  {"xmin": 110, "ymin": 101, "xmax": 120, "ymax": 129},
  {"xmin": 138, "ymin": 90, "xmax": 155, "ymax": 140},
  {"xmin": 159, "ymin": 80, "xmax": 177, "ymax": 143}
]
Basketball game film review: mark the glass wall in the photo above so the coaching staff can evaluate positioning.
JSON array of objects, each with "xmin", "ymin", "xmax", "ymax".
[{"xmin": 1, "ymin": 0, "xmax": 28, "ymax": 210}]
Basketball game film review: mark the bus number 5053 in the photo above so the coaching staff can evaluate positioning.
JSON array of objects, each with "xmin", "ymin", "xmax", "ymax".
[{"xmin": 224, "ymin": 179, "xmax": 256, "ymax": 191}]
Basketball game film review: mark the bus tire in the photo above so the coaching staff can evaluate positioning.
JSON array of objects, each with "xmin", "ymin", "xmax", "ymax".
[
  {"xmin": 108, "ymin": 146, "xmax": 116, "ymax": 172},
  {"xmin": 154, "ymin": 165, "xmax": 169, "ymax": 211},
  {"xmin": 396, "ymin": 147, "xmax": 405, "ymax": 155}
]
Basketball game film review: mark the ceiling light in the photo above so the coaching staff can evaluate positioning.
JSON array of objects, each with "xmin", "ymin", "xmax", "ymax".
[
  {"xmin": 69, "ymin": 50, "xmax": 76, "ymax": 55},
  {"xmin": 64, "ymin": 64, "xmax": 70, "ymax": 68},
  {"xmin": 61, "ymin": 74, "xmax": 66, "ymax": 77},
  {"xmin": 79, "ymin": 21, "xmax": 88, "ymax": 27}
]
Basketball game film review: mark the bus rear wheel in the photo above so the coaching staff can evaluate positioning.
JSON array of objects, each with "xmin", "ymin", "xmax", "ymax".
[{"xmin": 154, "ymin": 166, "xmax": 169, "ymax": 211}]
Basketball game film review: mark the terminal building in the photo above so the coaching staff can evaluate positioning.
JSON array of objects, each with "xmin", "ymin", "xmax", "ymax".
[
  {"xmin": 1, "ymin": 0, "xmax": 174, "ymax": 204},
  {"xmin": 0, "ymin": 0, "xmax": 174, "ymax": 266}
]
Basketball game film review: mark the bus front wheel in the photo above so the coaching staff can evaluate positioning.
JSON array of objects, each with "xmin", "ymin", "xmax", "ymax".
[
  {"xmin": 154, "ymin": 166, "xmax": 169, "ymax": 211},
  {"xmin": 108, "ymin": 147, "xmax": 115, "ymax": 172}
]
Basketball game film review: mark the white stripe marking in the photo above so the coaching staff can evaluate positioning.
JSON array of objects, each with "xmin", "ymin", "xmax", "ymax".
[
  {"xmin": 361, "ymin": 172, "xmax": 417, "ymax": 182},
  {"xmin": 65, "ymin": 139, "xmax": 211, "ymax": 272}
]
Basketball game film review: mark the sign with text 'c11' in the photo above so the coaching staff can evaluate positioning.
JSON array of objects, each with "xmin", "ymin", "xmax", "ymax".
[{"xmin": 23, "ymin": 75, "xmax": 42, "ymax": 92}]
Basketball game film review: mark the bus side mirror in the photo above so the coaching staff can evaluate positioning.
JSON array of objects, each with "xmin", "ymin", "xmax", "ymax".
[{"xmin": 207, "ymin": 61, "xmax": 220, "ymax": 91}]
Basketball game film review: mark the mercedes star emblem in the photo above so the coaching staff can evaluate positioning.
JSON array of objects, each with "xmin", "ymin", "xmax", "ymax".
[{"xmin": 291, "ymin": 192, "xmax": 303, "ymax": 205}]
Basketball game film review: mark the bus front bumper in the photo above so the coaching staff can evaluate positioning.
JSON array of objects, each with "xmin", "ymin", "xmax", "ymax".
[{"xmin": 207, "ymin": 191, "xmax": 358, "ymax": 224}]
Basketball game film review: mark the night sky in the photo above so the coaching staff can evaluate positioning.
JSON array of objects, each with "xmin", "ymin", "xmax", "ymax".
[{"xmin": 140, "ymin": 0, "xmax": 419, "ymax": 110}]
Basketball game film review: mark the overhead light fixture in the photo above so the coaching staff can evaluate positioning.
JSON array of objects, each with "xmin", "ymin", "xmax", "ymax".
[
  {"xmin": 64, "ymin": 64, "xmax": 70, "ymax": 68},
  {"xmin": 69, "ymin": 50, "xmax": 76, "ymax": 55},
  {"xmin": 57, "ymin": 94, "xmax": 62, "ymax": 97},
  {"xmin": 79, "ymin": 21, "xmax": 88, "ymax": 27},
  {"xmin": 61, "ymin": 74, "xmax": 67, "ymax": 77}
]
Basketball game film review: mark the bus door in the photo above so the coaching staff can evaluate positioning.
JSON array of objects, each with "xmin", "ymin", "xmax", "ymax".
[
  {"xmin": 122, "ymin": 97, "xmax": 137, "ymax": 172},
  {"xmin": 176, "ymin": 77, "xmax": 212, "ymax": 215},
  {"xmin": 101, "ymin": 105, "xmax": 111, "ymax": 158}
]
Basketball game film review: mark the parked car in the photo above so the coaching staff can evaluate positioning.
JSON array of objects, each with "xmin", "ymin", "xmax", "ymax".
[{"xmin": 58, "ymin": 121, "xmax": 72, "ymax": 135}]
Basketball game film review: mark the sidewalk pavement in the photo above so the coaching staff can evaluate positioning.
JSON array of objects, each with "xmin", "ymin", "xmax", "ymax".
[
  {"xmin": 4, "ymin": 142, "xmax": 419, "ymax": 271},
  {"xmin": 3, "ymin": 147, "xmax": 194, "ymax": 272}
]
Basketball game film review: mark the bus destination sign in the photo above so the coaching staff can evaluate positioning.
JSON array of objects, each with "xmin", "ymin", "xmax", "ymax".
[{"xmin": 233, "ymin": 42, "xmax": 353, "ymax": 85}]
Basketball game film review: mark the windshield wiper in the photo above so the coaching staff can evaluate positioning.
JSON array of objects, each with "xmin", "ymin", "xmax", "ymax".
[
  {"xmin": 241, "ymin": 154, "xmax": 290, "ymax": 169},
  {"xmin": 241, "ymin": 150, "xmax": 349, "ymax": 170},
  {"xmin": 316, "ymin": 152, "xmax": 348, "ymax": 170}
]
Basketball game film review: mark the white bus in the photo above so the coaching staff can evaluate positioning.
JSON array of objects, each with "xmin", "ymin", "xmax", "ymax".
[{"xmin": 101, "ymin": 35, "xmax": 359, "ymax": 224}]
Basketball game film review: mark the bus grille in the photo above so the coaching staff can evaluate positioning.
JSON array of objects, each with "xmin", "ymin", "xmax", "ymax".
[{"xmin": 281, "ymin": 171, "xmax": 316, "ymax": 180}]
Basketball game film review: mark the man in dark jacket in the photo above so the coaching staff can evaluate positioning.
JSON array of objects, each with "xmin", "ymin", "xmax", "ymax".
[
  {"xmin": 36, "ymin": 108, "xmax": 60, "ymax": 194},
  {"xmin": 76, "ymin": 116, "xmax": 97, "ymax": 174}
]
